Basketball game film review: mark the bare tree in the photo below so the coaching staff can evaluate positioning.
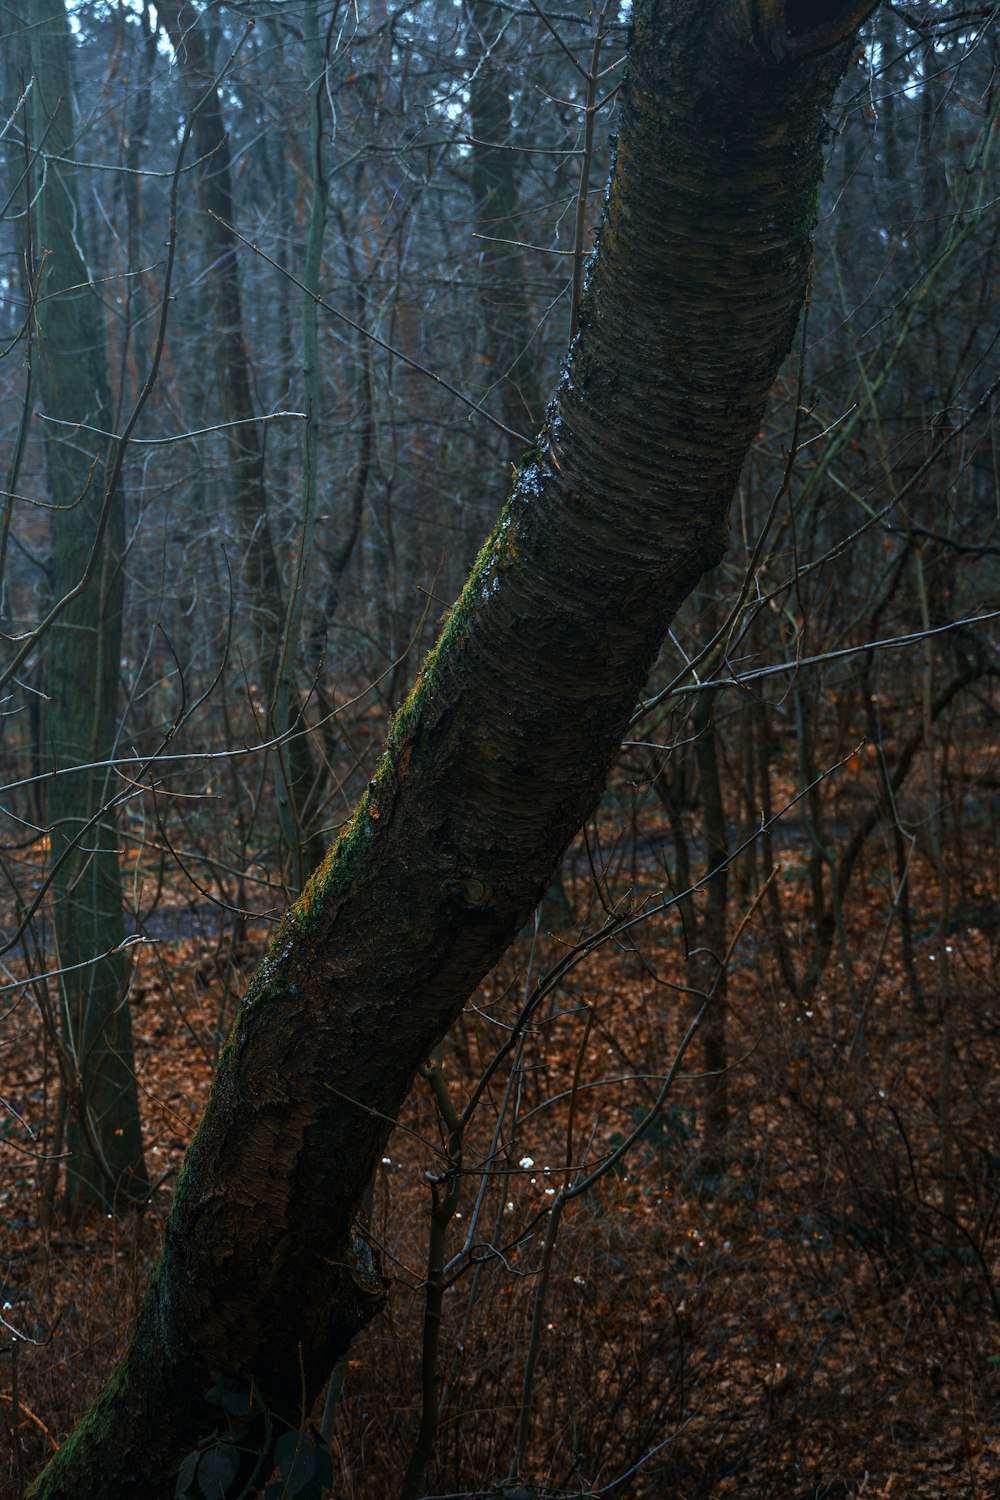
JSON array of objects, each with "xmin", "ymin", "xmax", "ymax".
[{"xmin": 23, "ymin": 1, "xmax": 886, "ymax": 1494}]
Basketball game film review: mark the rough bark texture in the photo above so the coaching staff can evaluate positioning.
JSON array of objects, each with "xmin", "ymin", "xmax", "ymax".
[{"xmin": 27, "ymin": 1, "xmax": 878, "ymax": 1493}]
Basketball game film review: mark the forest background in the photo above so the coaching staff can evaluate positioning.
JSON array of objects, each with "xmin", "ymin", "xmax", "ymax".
[{"xmin": 1, "ymin": 0, "xmax": 998, "ymax": 1496}]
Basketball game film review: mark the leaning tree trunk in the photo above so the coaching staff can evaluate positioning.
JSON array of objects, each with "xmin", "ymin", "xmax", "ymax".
[
  {"xmin": 8, "ymin": 0, "xmax": 148, "ymax": 1218},
  {"xmin": 26, "ymin": 1, "xmax": 879, "ymax": 1493}
]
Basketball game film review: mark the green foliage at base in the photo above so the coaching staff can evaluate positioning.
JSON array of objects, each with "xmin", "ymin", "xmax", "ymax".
[{"xmin": 175, "ymin": 1375, "xmax": 333, "ymax": 1500}]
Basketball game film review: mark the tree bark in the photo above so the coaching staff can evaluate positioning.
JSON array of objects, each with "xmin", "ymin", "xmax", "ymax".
[
  {"xmin": 156, "ymin": 0, "xmax": 325, "ymax": 884},
  {"xmin": 26, "ymin": 1, "xmax": 878, "ymax": 1493},
  {"xmin": 465, "ymin": 0, "xmax": 543, "ymax": 440},
  {"xmin": 692, "ymin": 683, "xmax": 731, "ymax": 1169},
  {"xmin": 7, "ymin": 0, "xmax": 147, "ymax": 1218}
]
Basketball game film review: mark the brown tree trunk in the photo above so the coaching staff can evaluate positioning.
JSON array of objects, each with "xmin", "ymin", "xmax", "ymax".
[
  {"xmin": 26, "ymin": 3, "xmax": 878, "ymax": 1494},
  {"xmin": 692, "ymin": 684, "xmax": 731, "ymax": 1170}
]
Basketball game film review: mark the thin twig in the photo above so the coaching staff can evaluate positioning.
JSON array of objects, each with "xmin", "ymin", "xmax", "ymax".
[{"xmin": 207, "ymin": 212, "xmax": 530, "ymax": 447}]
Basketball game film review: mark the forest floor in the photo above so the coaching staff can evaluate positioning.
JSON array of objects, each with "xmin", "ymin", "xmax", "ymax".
[{"xmin": 2, "ymin": 788, "xmax": 999, "ymax": 1500}]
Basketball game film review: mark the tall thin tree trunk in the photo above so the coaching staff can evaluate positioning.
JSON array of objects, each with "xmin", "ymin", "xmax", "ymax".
[
  {"xmin": 157, "ymin": 0, "xmax": 323, "ymax": 884},
  {"xmin": 693, "ymin": 685, "xmax": 731, "ymax": 1169},
  {"xmin": 466, "ymin": 0, "xmax": 543, "ymax": 441},
  {"xmin": 7, "ymin": 0, "xmax": 147, "ymax": 1218}
]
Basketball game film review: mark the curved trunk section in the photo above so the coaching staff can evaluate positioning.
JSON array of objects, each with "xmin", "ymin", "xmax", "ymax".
[{"xmin": 27, "ymin": 2, "xmax": 877, "ymax": 1494}]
